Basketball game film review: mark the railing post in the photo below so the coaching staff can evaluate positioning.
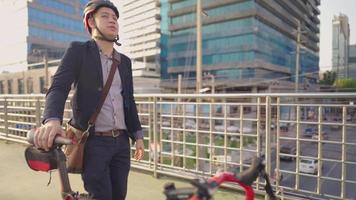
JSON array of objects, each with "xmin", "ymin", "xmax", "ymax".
[
  {"xmin": 256, "ymin": 97, "xmax": 261, "ymax": 190},
  {"xmin": 265, "ymin": 96, "xmax": 272, "ymax": 200},
  {"xmin": 276, "ymin": 97, "xmax": 281, "ymax": 190},
  {"xmin": 316, "ymin": 106, "xmax": 322, "ymax": 194},
  {"xmin": 295, "ymin": 104, "xmax": 301, "ymax": 190},
  {"xmin": 153, "ymin": 97, "xmax": 158, "ymax": 178},
  {"xmin": 35, "ymin": 97, "xmax": 41, "ymax": 128},
  {"xmin": 4, "ymin": 97, "xmax": 8, "ymax": 139},
  {"xmin": 341, "ymin": 106, "xmax": 347, "ymax": 199}
]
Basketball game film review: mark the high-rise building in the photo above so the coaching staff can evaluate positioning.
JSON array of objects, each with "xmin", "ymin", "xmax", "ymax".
[
  {"xmin": 349, "ymin": 44, "xmax": 356, "ymax": 78},
  {"xmin": 160, "ymin": 0, "xmax": 320, "ymax": 93},
  {"xmin": 0, "ymin": 0, "xmax": 89, "ymax": 72},
  {"xmin": 120, "ymin": 0, "xmax": 161, "ymax": 78},
  {"xmin": 119, "ymin": 0, "xmax": 162, "ymax": 93},
  {"xmin": 332, "ymin": 14, "xmax": 350, "ymax": 79}
]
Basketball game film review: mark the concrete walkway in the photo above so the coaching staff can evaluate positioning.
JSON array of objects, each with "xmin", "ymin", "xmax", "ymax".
[{"xmin": 0, "ymin": 140, "xmax": 248, "ymax": 200}]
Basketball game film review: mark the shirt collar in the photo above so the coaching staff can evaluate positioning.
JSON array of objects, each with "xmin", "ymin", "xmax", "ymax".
[{"xmin": 98, "ymin": 48, "xmax": 121, "ymax": 63}]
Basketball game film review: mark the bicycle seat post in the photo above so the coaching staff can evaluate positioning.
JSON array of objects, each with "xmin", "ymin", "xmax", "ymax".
[{"xmin": 54, "ymin": 148, "xmax": 75, "ymax": 199}]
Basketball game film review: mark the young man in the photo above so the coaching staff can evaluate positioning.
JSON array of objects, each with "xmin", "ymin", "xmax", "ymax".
[{"xmin": 34, "ymin": 1, "xmax": 144, "ymax": 200}]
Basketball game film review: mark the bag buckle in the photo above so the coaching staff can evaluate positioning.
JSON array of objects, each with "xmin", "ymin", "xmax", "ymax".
[
  {"xmin": 79, "ymin": 124, "xmax": 93, "ymax": 144},
  {"xmin": 112, "ymin": 129, "xmax": 120, "ymax": 137}
]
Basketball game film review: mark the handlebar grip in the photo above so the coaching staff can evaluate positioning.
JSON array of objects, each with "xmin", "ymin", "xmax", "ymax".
[
  {"xmin": 235, "ymin": 157, "xmax": 264, "ymax": 186},
  {"xmin": 27, "ymin": 129, "xmax": 74, "ymax": 145}
]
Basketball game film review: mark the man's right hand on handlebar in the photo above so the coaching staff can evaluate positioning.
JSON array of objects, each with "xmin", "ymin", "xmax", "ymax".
[{"xmin": 34, "ymin": 120, "xmax": 66, "ymax": 151}]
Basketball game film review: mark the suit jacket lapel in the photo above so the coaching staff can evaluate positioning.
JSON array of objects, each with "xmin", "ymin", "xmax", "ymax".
[{"xmin": 89, "ymin": 40, "xmax": 103, "ymax": 87}]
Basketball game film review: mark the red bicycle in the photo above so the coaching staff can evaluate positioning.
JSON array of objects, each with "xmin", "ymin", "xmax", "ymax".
[{"xmin": 164, "ymin": 157, "xmax": 277, "ymax": 200}]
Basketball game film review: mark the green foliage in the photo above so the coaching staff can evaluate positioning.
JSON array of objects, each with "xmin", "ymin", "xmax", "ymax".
[
  {"xmin": 319, "ymin": 70, "xmax": 336, "ymax": 85},
  {"xmin": 334, "ymin": 79, "xmax": 356, "ymax": 89}
]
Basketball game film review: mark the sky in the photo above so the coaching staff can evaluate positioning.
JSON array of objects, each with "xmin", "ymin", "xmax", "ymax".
[
  {"xmin": 319, "ymin": 0, "xmax": 356, "ymax": 70},
  {"xmin": 114, "ymin": 0, "xmax": 356, "ymax": 71},
  {"xmin": 0, "ymin": 0, "xmax": 354, "ymax": 72}
]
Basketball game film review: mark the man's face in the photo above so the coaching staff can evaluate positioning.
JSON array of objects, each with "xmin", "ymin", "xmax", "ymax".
[{"xmin": 89, "ymin": 7, "xmax": 119, "ymax": 39}]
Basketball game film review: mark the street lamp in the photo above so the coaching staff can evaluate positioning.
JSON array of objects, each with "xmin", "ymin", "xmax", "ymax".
[
  {"xmin": 196, "ymin": 0, "xmax": 202, "ymax": 94},
  {"xmin": 294, "ymin": 19, "xmax": 308, "ymax": 92},
  {"xmin": 32, "ymin": 49, "xmax": 49, "ymax": 92}
]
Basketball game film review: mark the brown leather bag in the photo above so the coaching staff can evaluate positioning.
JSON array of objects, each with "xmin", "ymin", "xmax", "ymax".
[
  {"xmin": 64, "ymin": 57, "xmax": 119, "ymax": 174},
  {"xmin": 64, "ymin": 124, "xmax": 88, "ymax": 173}
]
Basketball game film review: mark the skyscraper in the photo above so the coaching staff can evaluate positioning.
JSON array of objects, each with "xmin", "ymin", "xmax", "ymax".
[
  {"xmin": 160, "ymin": 0, "xmax": 320, "ymax": 92},
  {"xmin": 120, "ymin": 0, "xmax": 161, "ymax": 78},
  {"xmin": 0, "ymin": 0, "xmax": 89, "ymax": 72},
  {"xmin": 332, "ymin": 14, "xmax": 350, "ymax": 79},
  {"xmin": 119, "ymin": 0, "xmax": 162, "ymax": 93}
]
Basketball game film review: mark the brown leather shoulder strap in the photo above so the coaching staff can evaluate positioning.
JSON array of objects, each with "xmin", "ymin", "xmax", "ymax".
[{"xmin": 88, "ymin": 58, "xmax": 119, "ymax": 125}]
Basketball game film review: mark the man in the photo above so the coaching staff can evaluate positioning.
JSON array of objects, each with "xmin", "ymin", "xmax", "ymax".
[{"xmin": 33, "ymin": 1, "xmax": 144, "ymax": 200}]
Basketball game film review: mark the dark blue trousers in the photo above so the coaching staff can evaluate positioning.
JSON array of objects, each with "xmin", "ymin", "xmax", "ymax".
[{"xmin": 82, "ymin": 133, "xmax": 130, "ymax": 200}]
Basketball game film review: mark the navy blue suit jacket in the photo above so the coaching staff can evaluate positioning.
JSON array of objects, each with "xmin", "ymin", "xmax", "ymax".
[{"xmin": 43, "ymin": 40, "xmax": 142, "ymax": 141}]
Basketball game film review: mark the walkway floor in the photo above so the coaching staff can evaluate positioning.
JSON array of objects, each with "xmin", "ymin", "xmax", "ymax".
[{"xmin": 0, "ymin": 140, "xmax": 248, "ymax": 200}]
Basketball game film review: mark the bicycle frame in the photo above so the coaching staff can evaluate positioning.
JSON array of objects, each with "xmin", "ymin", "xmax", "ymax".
[
  {"xmin": 53, "ymin": 147, "xmax": 78, "ymax": 200},
  {"xmin": 203, "ymin": 172, "xmax": 255, "ymax": 200},
  {"xmin": 164, "ymin": 157, "xmax": 276, "ymax": 200},
  {"xmin": 190, "ymin": 172, "xmax": 255, "ymax": 200}
]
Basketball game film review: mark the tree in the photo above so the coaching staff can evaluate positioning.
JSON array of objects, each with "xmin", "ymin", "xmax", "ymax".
[
  {"xmin": 334, "ymin": 79, "xmax": 356, "ymax": 89},
  {"xmin": 319, "ymin": 70, "xmax": 336, "ymax": 85}
]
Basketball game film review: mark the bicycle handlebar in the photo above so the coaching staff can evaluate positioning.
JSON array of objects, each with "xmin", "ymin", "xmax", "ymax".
[
  {"xmin": 234, "ymin": 157, "xmax": 264, "ymax": 186},
  {"xmin": 27, "ymin": 129, "xmax": 75, "ymax": 146}
]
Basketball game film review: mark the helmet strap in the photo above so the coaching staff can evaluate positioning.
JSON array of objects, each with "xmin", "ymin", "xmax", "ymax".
[{"xmin": 92, "ymin": 18, "xmax": 121, "ymax": 46}]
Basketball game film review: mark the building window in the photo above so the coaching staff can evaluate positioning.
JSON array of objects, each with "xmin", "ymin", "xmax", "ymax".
[
  {"xmin": 39, "ymin": 76, "xmax": 46, "ymax": 93},
  {"xmin": 0, "ymin": 81, "xmax": 4, "ymax": 94},
  {"xmin": 27, "ymin": 78, "xmax": 34, "ymax": 94},
  {"xmin": 7, "ymin": 80, "xmax": 13, "ymax": 94},
  {"xmin": 18, "ymin": 79, "xmax": 24, "ymax": 94}
]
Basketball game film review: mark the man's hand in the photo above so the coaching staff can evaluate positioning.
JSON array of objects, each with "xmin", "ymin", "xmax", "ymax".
[
  {"xmin": 134, "ymin": 139, "xmax": 145, "ymax": 160},
  {"xmin": 34, "ymin": 120, "xmax": 66, "ymax": 151}
]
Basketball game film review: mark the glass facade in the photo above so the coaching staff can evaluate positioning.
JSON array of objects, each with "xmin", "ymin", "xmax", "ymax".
[
  {"xmin": 27, "ymin": 0, "xmax": 89, "ymax": 63},
  {"xmin": 39, "ymin": 76, "xmax": 46, "ymax": 93},
  {"xmin": 7, "ymin": 80, "xmax": 13, "ymax": 94},
  {"xmin": 160, "ymin": 0, "xmax": 170, "ymax": 79},
  {"xmin": 29, "ymin": 8, "xmax": 85, "ymax": 33},
  {"xmin": 29, "ymin": 27, "xmax": 87, "ymax": 43},
  {"xmin": 36, "ymin": 0, "xmax": 76, "ymax": 14},
  {"xmin": 349, "ymin": 45, "xmax": 356, "ymax": 78},
  {"xmin": 17, "ymin": 79, "xmax": 24, "ymax": 94},
  {"xmin": 349, "ymin": 45, "xmax": 356, "ymax": 63},
  {"xmin": 0, "ymin": 81, "xmax": 3, "ymax": 94},
  {"xmin": 161, "ymin": 0, "xmax": 320, "ymax": 88}
]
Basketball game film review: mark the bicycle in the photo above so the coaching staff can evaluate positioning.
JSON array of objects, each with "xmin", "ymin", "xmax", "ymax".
[
  {"xmin": 163, "ymin": 157, "xmax": 277, "ymax": 200},
  {"xmin": 25, "ymin": 129, "xmax": 93, "ymax": 200},
  {"xmin": 26, "ymin": 129, "xmax": 277, "ymax": 200}
]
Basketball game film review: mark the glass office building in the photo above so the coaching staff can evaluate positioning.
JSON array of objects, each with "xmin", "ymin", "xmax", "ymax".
[
  {"xmin": 27, "ymin": 0, "xmax": 89, "ymax": 64},
  {"xmin": 332, "ymin": 14, "xmax": 350, "ymax": 79},
  {"xmin": 0, "ymin": 0, "xmax": 89, "ymax": 72},
  {"xmin": 160, "ymin": 0, "xmax": 320, "ymax": 92}
]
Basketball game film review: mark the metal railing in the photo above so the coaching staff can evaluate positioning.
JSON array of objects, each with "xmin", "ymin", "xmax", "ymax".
[{"xmin": 1, "ymin": 93, "xmax": 355, "ymax": 199}]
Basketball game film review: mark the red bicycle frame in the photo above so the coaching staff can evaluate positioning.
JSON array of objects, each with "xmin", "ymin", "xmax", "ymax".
[
  {"xmin": 189, "ymin": 172, "xmax": 255, "ymax": 200},
  {"xmin": 164, "ymin": 157, "xmax": 276, "ymax": 200}
]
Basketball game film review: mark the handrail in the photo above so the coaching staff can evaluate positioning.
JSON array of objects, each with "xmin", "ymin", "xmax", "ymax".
[{"xmin": 0, "ymin": 93, "xmax": 355, "ymax": 200}]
